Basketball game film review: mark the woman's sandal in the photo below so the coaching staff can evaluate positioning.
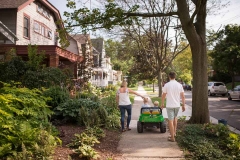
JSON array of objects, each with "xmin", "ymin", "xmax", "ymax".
[
  {"xmin": 168, "ymin": 137, "xmax": 175, "ymax": 142},
  {"xmin": 127, "ymin": 128, "xmax": 131, "ymax": 131},
  {"xmin": 122, "ymin": 129, "xmax": 127, "ymax": 132}
]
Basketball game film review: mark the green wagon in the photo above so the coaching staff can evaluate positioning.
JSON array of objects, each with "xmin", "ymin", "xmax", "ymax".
[{"xmin": 137, "ymin": 107, "xmax": 166, "ymax": 133}]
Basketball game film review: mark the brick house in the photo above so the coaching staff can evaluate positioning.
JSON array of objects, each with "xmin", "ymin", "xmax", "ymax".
[{"xmin": 0, "ymin": 0, "xmax": 83, "ymax": 77}]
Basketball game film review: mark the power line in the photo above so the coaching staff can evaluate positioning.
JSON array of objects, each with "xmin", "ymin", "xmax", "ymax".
[{"xmin": 209, "ymin": 14, "xmax": 240, "ymax": 27}]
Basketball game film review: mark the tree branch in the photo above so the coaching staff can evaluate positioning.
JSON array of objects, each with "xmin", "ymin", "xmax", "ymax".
[
  {"xmin": 123, "ymin": 11, "xmax": 178, "ymax": 17},
  {"xmin": 189, "ymin": 0, "xmax": 201, "ymax": 24}
]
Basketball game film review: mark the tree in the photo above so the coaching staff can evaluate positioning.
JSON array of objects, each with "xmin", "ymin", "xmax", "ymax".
[
  {"xmin": 210, "ymin": 24, "xmax": 240, "ymax": 89},
  {"xmin": 63, "ymin": 0, "xmax": 211, "ymax": 123},
  {"xmin": 172, "ymin": 44, "xmax": 193, "ymax": 85}
]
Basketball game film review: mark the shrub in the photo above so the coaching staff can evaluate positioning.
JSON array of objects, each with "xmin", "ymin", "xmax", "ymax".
[
  {"xmin": 0, "ymin": 57, "xmax": 27, "ymax": 83},
  {"xmin": 85, "ymin": 126, "xmax": 105, "ymax": 139},
  {"xmin": 55, "ymin": 98, "xmax": 102, "ymax": 124},
  {"xmin": 177, "ymin": 123, "xmax": 240, "ymax": 160},
  {"xmin": 43, "ymin": 86, "xmax": 70, "ymax": 110},
  {"xmin": 23, "ymin": 67, "xmax": 67, "ymax": 89},
  {"xmin": 76, "ymin": 91, "xmax": 99, "ymax": 102},
  {"xmin": 67, "ymin": 133, "xmax": 100, "ymax": 160},
  {"xmin": 0, "ymin": 83, "xmax": 60, "ymax": 159}
]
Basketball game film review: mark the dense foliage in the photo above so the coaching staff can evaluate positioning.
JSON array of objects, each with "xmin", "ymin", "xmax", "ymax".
[
  {"xmin": 0, "ymin": 83, "xmax": 60, "ymax": 159},
  {"xmin": 211, "ymin": 24, "xmax": 240, "ymax": 89},
  {"xmin": 177, "ymin": 123, "xmax": 240, "ymax": 160},
  {"xmin": 0, "ymin": 45, "xmax": 69, "ymax": 89}
]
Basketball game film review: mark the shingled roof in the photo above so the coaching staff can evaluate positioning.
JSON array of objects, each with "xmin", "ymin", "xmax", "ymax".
[
  {"xmin": 0, "ymin": 0, "xmax": 29, "ymax": 9},
  {"xmin": 91, "ymin": 38, "xmax": 104, "ymax": 54},
  {"xmin": 72, "ymin": 34, "xmax": 91, "ymax": 44}
]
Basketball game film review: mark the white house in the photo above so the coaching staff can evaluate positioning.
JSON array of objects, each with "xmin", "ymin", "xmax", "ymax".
[{"xmin": 90, "ymin": 38, "xmax": 122, "ymax": 87}]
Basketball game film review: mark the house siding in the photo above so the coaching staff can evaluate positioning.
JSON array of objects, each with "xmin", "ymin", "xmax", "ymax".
[
  {"xmin": 0, "ymin": 9, "xmax": 17, "ymax": 34},
  {"xmin": 67, "ymin": 38, "xmax": 80, "ymax": 55},
  {"xmin": 16, "ymin": 1, "xmax": 58, "ymax": 45}
]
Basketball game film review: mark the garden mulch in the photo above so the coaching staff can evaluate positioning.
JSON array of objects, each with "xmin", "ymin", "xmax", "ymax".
[{"xmin": 53, "ymin": 125, "xmax": 123, "ymax": 160}]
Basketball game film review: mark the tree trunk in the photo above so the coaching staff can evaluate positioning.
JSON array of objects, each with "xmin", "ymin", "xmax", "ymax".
[
  {"xmin": 176, "ymin": 0, "xmax": 209, "ymax": 123},
  {"xmin": 158, "ymin": 71, "xmax": 163, "ymax": 97},
  {"xmin": 189, "ymin": 43, "xmax": 209, "ymax": 123},
  {"xmin": 231, "ymin": 75, "xmax": 235, "ymax": 89}
]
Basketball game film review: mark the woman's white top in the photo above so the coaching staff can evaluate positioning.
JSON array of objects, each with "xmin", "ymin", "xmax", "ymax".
[{"xmin": 117, "ymin": 88, "xmax": 131, "ymax": 105}]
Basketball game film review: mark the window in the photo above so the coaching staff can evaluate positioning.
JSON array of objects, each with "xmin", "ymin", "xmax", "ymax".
[
  {"xmin": 214, "ymin": 83, "xmax": 224, "ymax": 86},
  {"xmin": 46, "ymin": 12, "xmax": 51, "ymax": 19},
  {"xmin": 43, "ymin": 10, "xmax": 47, "ymax": 17},
  {"xmin": 37, "ymin": 3, "xmax": 50, "ymax": 20},
  {"xmin": 34, "ymin": 21, "xmax": 40, "ymax": 33},
  {"xmin": 41, "ymin": 26, "xmax": 45, "ymax": 36},
  {"xmin": 23, "ymin": 15, "xmax": 30, "ymax": 38},
  {"xmin": 33, "ymin": 20, "xmax": 52, "ymax": 39},
  {"xmin": 47, "ymin": 30, "xmax": 52, "ymax": 39},
  {"xmin": 37, "ymin": 4, "xmax": 43, "ymax": 13}
]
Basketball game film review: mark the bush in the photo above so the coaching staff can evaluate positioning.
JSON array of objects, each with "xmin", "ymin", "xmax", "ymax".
[
  {"xmin": 67, "ymin": 133, "xmax": 100, "ymax": 160},
  {"xmin": 177, "ymin": 123, "xmax": 240, "ymax": 160},
  {"xmin": 0, "ymin": 83, "xmax": 60, "ymax": 159},
  {"xmin": 55, "ymin": 98, "xmax": 102, "ymax": 124},
  {"xmin": 23, "ymin": 67, "xmax": 67, "ymax": 89},
  {"xmin": 43, "ymin": 86, "xmax": 70, "ymax": 110},
  {"xmin": 0, "ymin": 57, "xmax": 27, "ymax": 83}
]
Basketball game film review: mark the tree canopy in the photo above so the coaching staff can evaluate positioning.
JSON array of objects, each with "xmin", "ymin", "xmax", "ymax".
[{"xmin": 211, "ymin": 24, "xmax": 240, "ymax": 89}]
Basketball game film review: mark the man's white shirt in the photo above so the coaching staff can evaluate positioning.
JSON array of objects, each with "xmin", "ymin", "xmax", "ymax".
[{"xmin": 162, "ymin": 80, "xmax": 184, "ymax": 108}]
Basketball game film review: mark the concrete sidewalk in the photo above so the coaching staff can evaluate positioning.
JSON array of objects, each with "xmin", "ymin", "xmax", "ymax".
[
  {"xmin": 117, "ymin": 85, "xmax": 240, "ymax": 160},
  {"xmin": 117, "ymin": 86, "xmax": 184, "ymax": 160}
]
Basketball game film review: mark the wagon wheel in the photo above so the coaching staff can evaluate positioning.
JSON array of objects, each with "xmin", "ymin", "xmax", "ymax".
[
  {"xmin": 137, "ymin": 121, "xmax": 143, "ymax": 133},
  {"xmin": 160, "ymin": 121, "xmax": 166, "ymax": 133}
]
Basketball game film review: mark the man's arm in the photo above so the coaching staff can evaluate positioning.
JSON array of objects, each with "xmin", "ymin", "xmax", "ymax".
[
  {"xmin": 180, "ymin": 92, "xmax": 185, "ymax": 112},
  {"xmin": 161, "ymin": 92, "xmax": 167, "ymax": 109}
]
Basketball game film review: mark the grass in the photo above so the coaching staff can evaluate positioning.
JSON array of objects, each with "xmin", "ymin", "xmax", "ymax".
[
  {"xmin": 142, "ymin": 86, "xmax": 155, "ymax": 91},
  {"xmin": 129, "ymin": 94, "xmax": 135, "ymax": 104},
  {"xmin": 226, "ymin": 82, "xmax": 240, "ymax": 90},
  {"xmin": 128, "ymin": 87, "xmax": 138, "ymax": 91}
]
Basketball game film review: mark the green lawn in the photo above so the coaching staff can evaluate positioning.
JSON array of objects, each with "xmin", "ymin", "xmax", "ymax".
[
  {"xmin": 128, "ymin": 87, "xmax": 138, "ymax": 91},
  {"xmin": 129, "ymin": 94, "xmax": 135, "ymax": 104},
  {"xmin": 226, "ymin": 82, "xmax": 240, "ymax": 90},
  {"xmin": 142, "ymin": 86, "xmax": 155, "ymax": 91},
  {"xmin": 150, "ymin": 96, "xmax": 166, "ymax": 107}
]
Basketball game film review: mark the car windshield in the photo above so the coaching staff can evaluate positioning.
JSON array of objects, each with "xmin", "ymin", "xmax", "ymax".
[{"xmin": 214, "ymin": 83, "xmax": 224, "ymax": 86}]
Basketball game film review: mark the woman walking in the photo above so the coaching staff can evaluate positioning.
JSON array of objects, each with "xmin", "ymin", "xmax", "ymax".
[{"xmin": 116, "ymin": 81, "xmax": 145, "ymax": 132}]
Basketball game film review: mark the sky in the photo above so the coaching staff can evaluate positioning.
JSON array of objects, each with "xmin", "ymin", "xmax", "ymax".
[{"xmin": 48, "ymin": 0, "xmax": 240, "ymax": 38}]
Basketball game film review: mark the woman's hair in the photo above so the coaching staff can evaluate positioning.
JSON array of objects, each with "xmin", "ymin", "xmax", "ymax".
[{"xmin": 121, "ymin": 81, "xmax": 128, "ymax": 87}]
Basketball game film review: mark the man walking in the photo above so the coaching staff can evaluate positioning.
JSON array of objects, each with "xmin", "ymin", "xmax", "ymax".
[{"xmin": 161, "ymin": 72, "xmax": 185, "ymax": 142}]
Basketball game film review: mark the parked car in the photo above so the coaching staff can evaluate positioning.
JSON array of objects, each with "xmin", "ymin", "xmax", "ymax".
[
  {"xmin": 228, "ymin": 85, "xmax": 240, "ymax": 100},
  {"xmin": 208, "ymin": 82, "xmax": 227, "ymax": 96}
]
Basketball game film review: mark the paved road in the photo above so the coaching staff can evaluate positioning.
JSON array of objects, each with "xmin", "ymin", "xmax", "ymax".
[{"xmin": 185, "ymin": 91, "xmax": 240, "ymax": 130}]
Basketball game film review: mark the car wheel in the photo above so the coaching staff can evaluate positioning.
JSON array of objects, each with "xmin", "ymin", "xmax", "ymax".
[
  {"xmin": 137, "ymin": 121, "xmax": 143, "ymax": 133},
  {"xmin": 228, "ymin": 94, "xmax": 232, "ymax": 100},
  {"xmin": 208, "ymin": 90, "xmax": 212, "ymax": 96},
  {"xmin": 160, "ymin": 121, "xmax": 166, "ymax": 133}
]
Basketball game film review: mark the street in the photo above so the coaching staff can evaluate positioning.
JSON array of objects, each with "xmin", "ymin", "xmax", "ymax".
[{"xmin": 185, "ymin": 91, "xmax": 240, "ymax": 130}]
